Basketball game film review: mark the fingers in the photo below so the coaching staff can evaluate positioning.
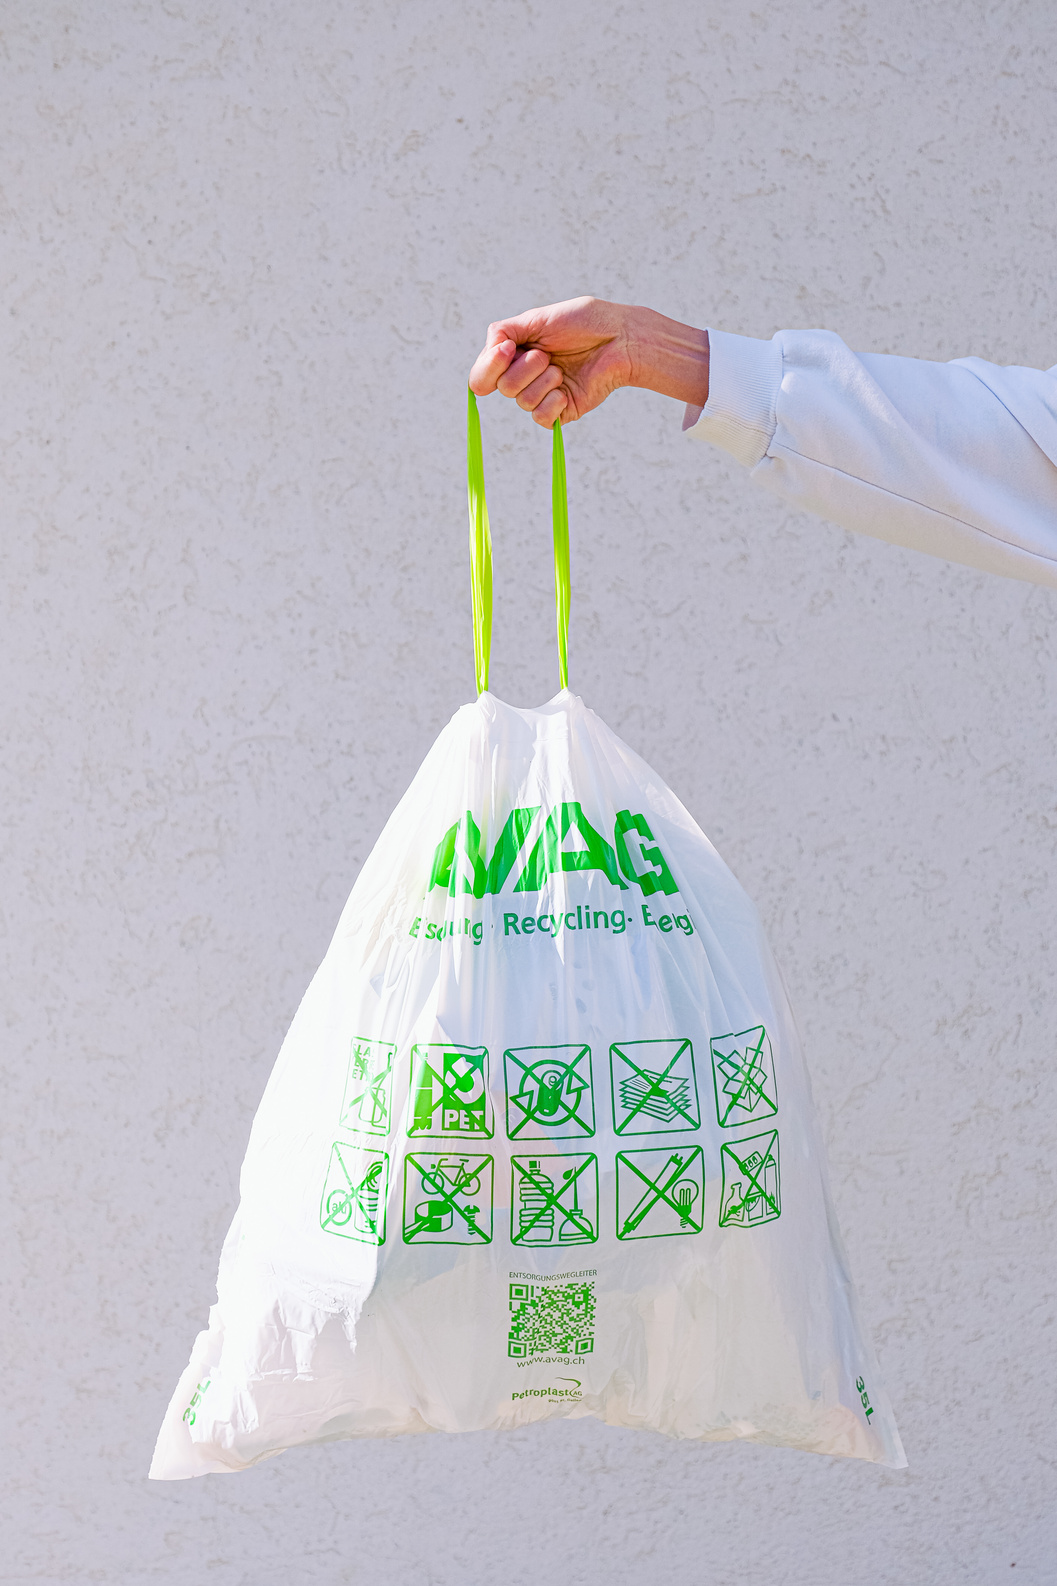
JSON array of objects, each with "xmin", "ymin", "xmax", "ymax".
[
  {"xmin": 496, "ymin": 346, "xmax": 552, "ymax": 399},
  {"xmin": 468, "ymin": 335, "xmax": 517, "ymax": 396},
  {"xmin": 530, "ymin": 387, "xmax": 568, "ymax": 427},
  {"xmin": 497, "ymin": 350, "xmax": 567, "ymax": 423},
  {"xmin": 468, "ymin": 300, "xmax": 580, "ymax": 394},
  {"xmin": 515, "ymin": 362, "xmax": 564, "ymax": 413},
  {"xmin": 469, "ymin": 299, "xmax": 599, "ymax": 423},
  {"xmin": 472, "ymin": 340, "xmax": 567, "ymax": 422}
]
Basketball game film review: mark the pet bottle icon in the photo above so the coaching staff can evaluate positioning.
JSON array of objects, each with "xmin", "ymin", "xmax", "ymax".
[{"xmin": 519, "ymin": 1159, "xmax": 555, "ymax": 1242}]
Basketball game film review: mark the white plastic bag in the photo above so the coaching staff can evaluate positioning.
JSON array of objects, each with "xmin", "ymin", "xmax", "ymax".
[{"xmin": 151, "ymin": 403, "xmax": 905, "ymax": 1477}]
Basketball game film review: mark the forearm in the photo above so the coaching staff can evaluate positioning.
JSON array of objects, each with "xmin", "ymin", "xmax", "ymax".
[{"xmin": 626, "ymin": 308, "xmax": 710, "ymax": 410}]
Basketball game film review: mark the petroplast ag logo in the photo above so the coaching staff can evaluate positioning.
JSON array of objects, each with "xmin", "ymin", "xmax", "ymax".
[{"xmin": 510, "ymin": 1376, "xmax": 583, "ymax": 1404}]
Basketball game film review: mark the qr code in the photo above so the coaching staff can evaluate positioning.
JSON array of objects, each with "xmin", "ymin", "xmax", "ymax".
[{"xmin": 508, "ymin": 1280, "xmax": 595, "ymax": 1359}]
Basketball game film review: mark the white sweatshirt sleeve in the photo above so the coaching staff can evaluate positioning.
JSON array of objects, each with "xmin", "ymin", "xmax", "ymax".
[{"xmin": 684, "ymin": 328, "xmax": 1057, "ymax": 588}]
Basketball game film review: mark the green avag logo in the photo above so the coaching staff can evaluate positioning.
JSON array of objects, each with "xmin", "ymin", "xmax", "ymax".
[{"xmin": 428, "ymin": 803, "xmax": 678, "ymax": 898}]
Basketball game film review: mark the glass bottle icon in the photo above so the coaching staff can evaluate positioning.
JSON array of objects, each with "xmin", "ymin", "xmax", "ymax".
[{"xmin": 722, "ymin": 1178, "xmax": 745, "ymax": 1224}]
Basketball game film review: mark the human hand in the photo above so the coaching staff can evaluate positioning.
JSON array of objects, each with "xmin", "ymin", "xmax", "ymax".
[
  {"xmin": 468, "ymin": 296, "xmax": 709, "ymax": 426},
  {"xmin": 468, "ymin": 296, "xmax": 637, "ymax": 427}
]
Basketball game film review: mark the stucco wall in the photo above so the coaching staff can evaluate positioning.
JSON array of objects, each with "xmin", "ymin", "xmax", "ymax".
[{"xmin": 3, "ymin": 2, "xmax": 1056, "ymax": 1582}]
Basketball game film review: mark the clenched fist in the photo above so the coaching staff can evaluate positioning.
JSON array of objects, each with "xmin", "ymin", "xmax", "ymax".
[{"xmin": 468, "ymin": 296, "xmax": 710, "ymax": 427}]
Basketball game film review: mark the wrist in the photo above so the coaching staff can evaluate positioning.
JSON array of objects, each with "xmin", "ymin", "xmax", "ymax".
[{"xmin": 626, "ymin": 307, "xmax": 709, "ymax": 409}]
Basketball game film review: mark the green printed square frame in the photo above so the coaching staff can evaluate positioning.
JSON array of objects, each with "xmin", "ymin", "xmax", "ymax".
[
  {"xmin": 504, "ymin": 1044, "xmax": 595, "ymax": 1139},
  {"xmin": 320, "ymin": 1143, "xmax": 389, "ymax": 1245},
  {"xmin": 402, "ymin": 1151, "xmax": 493, "ymax": 1245},
  {"xmin": 615, "ymin": 1145, "xmax": 704, "ymax": 1240},
  {"xmin": 339, "ymin": 1037, "xmax": 396, "ymax": 1137},
  {"xmin": 510, "ymin": 1153, "xmax": 598, "ymax": 1247},
  {"xmin": 710, "ymin": 1025, "xmax": 778, "ymax": 1129},
  {"xmin": 407, "ymin": 1042, "xmax": 494, "ymax": 1138},
  {"xmin": 719, "ymin": 1130, "xmax": 781, "ymax": 1228},
  {"xmin": 610, "ymin": 1038, "xmax": 700, "ymax": 1135}
]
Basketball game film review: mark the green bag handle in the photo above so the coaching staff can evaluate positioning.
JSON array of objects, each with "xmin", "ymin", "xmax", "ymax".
[
  {"xmin": 551, "ymin": 407, "xmax": 570, "ymax": 693},
  {"xmin": 466, "ymin": 387, "xmax": 570, "ymax": 696},
  {"xmin": 466, "ymin": 388, "xmax": 493, "ymax": 696}
]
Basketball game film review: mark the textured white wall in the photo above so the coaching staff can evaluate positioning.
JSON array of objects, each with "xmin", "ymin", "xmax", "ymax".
[{"xmin": 3, "ymin": 1, "xmax": 1056, "ymax": 1581}]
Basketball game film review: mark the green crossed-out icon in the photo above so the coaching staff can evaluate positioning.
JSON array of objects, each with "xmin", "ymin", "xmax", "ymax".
[
  {"xmin": 615, "ymin": 1145, "xmax": 705, "ymax": 1240},
  {"xmin": 719, "ymin": 1130, "xmax": 781, "ymax": 1227},
  {"xmin": 504, "ymin": 1044, "xmax": 594, "ymax": 1139},
  {"xmin": 402, "ymin": 1151, "xmax": 494, "ymax": 1244},
  {"xmin": 408, "ymin": 1043, "xmax": 493, "ymax": 1137},
  {"xmin": 339, "ymin": 1037, "xmax": 396, "ymax": 1136},
  {"xmin": 610, "ymin": 1038, "xmax": 700, "ymax": 1135},
  {"xmin": 511, "ymin": 1153, "xmax": 598, "ymax": 1246},
  {"xmin": 319, "ymin": 1143, "xmax": 389, "ymax": 1245},
  {"xmin": 710, "ymin": 1025, "xmax": 777, "ymax": 1128}
]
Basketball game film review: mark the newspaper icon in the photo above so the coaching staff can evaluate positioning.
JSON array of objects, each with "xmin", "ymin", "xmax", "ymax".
[{"xmin": 610, "ymin": 1038, "xmax": 699, "ymax": 1135}]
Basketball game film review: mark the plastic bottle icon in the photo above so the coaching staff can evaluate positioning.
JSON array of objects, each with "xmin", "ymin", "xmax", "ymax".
[{"xmin": 519, "ymin": 1159, "xmax": 555, "ymax": 1242}]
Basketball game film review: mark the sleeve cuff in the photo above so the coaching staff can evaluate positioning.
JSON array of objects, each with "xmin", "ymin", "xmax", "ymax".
[{"xmin": 683, "ymin": 328, "xmax": 783, "ymax": 468}]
